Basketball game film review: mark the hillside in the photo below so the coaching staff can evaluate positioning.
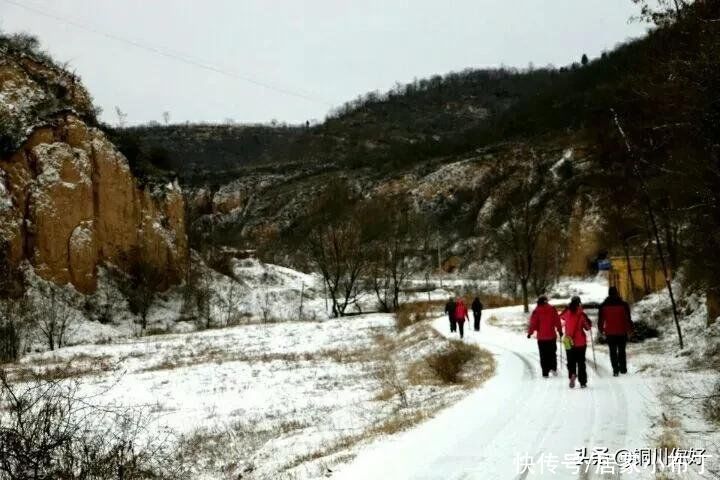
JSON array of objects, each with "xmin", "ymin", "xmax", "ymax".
[
  {"xmin": 112, "ymin": 67, "xmax": 573, "ymax": 185},
  {"xmin": 113, "ymin": 1, "xmax": 720, "ymax": 313}
]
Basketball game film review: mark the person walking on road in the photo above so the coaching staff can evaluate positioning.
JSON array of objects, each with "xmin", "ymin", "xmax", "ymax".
[
  {"xmin": 527, "ymin": 296, "xmax": 563, "ymax": 378},
  {"xmin": 560, "ymin": 296, "xmax": 592, "ymax": 389},
  {"xmin": 444, "ymin": 297, "xmax": 457, "ymax": 333},
  {"xmin": 598, "ymin": 286, "xmax": 634, "ymax": 376},
  {"xmin": 471, "ymin": 296, "xmax": 483, "ymax": 332},
  {"xmin": 454, "ymin": 296, "xmax": 470, "ymax": 339}
]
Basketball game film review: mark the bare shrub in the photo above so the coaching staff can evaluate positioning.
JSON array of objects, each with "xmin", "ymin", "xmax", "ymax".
[
  {"xmin": 474, "ymin": 293, "xmax": 518, "ymax": 309},
  {"xmin": 0, "ymin": 369, "xmax": 189, "ymax": 479},
  {"xmin": 117, "ymin": 247, "xmax": 165, "ymax": 333},
  {"xmin": 426, "ymin": 341, "xmax": 479, "ymax": 384},
  {"xmin": 219, "ymin": 280, "xmax": 243, "ymax": 327},
  {"xmin": 373, "ymin": 355, "xmax": 408, "ymax": 408},
  {"xmin": 0, "ymin": 301, "xmax": 27, "ymax": 363},
  {"xmin": 27, "ymin": 286, "xmax": 76, "ymax": 351},
  {"xmin": 703, "ymin": 381, "xmax": 720, "ymax": 425},
  {"xmin": 260, "ymin": 289, "xmax": 272, "ymax": 323},
  {"xmin": 185, "ymin": 259, "xmax": 213, "ymax": 330}
]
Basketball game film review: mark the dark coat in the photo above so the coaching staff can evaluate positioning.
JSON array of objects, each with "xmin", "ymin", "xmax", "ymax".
[
  {"xmin": 471, "ymin": 297, "xmax": 483, "ymax": 313},
  {"xmin": 444, "ymin": 300, "xmax": 456, "ymax": 320}
]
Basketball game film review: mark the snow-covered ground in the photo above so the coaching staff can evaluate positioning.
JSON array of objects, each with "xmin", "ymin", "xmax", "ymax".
[
  {"xmin": 6, "ymin": 309, "xmax": 494, "ymax": 479},
  {"xmin": 334, "ymin": 279, "xmax": 718, "ymax": 479},
  {"xmin": 21, "ymin": 258, "xmax": 331, "ymax": 348},
  {"xmin": 8, "ymin": 271, "xmax": 720, "ymax": 479}
]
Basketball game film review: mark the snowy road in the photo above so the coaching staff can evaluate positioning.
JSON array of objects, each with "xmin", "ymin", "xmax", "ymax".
[{"xmin": 333, "ymin": 306, "xmax": 658, "ymax": 480}]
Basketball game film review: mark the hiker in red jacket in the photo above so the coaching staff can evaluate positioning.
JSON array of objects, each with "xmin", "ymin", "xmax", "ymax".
[
  {"xmin": 598, "ymin": 286, "xmax": 634, "ymax": 376},
  {"xmin": 527, "ymin": 296, "xmax": 562, "ymax": 377},
  {"xmin": 454, "ymin": 297, "xmax": 470, "ymax": 339},
  {"xmin": 560, "ymin": 296, "xmax": 592, "ymax": 389}
]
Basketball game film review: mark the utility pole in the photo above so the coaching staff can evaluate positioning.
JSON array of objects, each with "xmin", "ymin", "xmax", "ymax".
[
  {"xmin": 298, "ymin": 283, "xmax": 305, "ymax": 321},
  {"xmin": 425, "ymin": 273, "xmax": 431, "ymax": 302},
  {"xmin": 436, "ymin": 231, "xmax": 443, "ymax": 288},
  {"xmin": 323, "ymin": 279, "xmax": 328, "ymax": 317}
]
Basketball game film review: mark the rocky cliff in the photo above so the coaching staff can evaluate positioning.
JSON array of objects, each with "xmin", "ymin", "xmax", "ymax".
[{"xmin": 0, "ymin": 36, "xmax": 187, "ymax": 293}]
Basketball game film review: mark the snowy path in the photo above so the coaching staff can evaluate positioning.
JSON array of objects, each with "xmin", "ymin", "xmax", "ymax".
[{"xmin": 333, "ymin": 308, "xmax": 658, "ymax": 480}]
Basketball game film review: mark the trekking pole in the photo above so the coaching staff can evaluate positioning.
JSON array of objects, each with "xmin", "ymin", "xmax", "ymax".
[
  {"xmin": 589, "ymin": 324, "xmax": 598, "ymax": 372},
  {"xmin": 559, "ymin": 338, "xmax": 563, "ymax": 373}
]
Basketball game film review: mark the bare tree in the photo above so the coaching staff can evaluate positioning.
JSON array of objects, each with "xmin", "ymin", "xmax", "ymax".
[
  {"xmin": 308, "ymin": 218, "xmax": 367, "ymax": 317},
  {"xmin": 0, "ymin": 243, "xmax": 26, "ymax": 362},
  {"xmin": 162, "ymin": 111, "xmax": 170, "ymax": 125},
  {"xmin": 260, "ymin": 288, "xmax": 272, "ymax": 323},
  {"xmin": 362, "ymin": 196, "xmax": 419, "ymax": 312},
  {"xmin": 0, "ymin": 301, "xmax": 26, "ymax": 363},
  {"xmin": 219, "ymin": 278, "xmax": 243, "ymax": 327},
  {"xmin": 114, "ymin": 106, "xmax": 128, "ymax": 128},
  {"xmin": 30, "ymin": 286, "xmax": 74, "ymax": 351},
  {"xmin": 117, "ymin": 247, "xmax": 164, "ymax": 333},
  {"xmin": 480, "ymin": 150, "xmax": 564, "ymax": 312},
  {"xmin": 186, "ymin": 259, "xmax": 213, "ymax": 330},
  {"xmin": 632, "ymin": 0, "xmax": 690, "ymax": 25}
]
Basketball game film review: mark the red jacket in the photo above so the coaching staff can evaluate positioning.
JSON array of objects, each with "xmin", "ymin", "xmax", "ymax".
[
  {"xmin": 528, "ymin": 304, "xmax": 562, "ymax": 341},
  {"xmin": 560, "ymin": 308, "xmax": 591, "ymax": 347},
  {"xmin": 454, "ymin": 300, "xmax": 469, "ymax": 323},
  {"xmin": 598, "ymin": 297, "xmax": 633, "ymax": 335}
]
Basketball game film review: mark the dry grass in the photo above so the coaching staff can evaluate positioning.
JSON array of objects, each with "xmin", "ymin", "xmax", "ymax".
[
  {"xmin": 426, "ymin": 341, "xmax": 481, "ymax": 384},
  {"xmin": 654, "ymin": 412, "xmax": 682, "ymax": 477},
  {"xmin": 282, "ymin": 433, "xmax": 363, "ymax": 472},
  {"xmin": 140, "ymin": 344, "xmax": 374, "ymax": 373},
  {"xmin": 477, "ymin": 293, "xmax": 521, "ymax": 309},
  {"xmin": 6, "ymin": 352, "xmax": 116, "ymax": 382},
  {"xmin": 373, "ymin": 387, "xmax": 395, "ymax": 402},
  {"xmin": 281, "ymin": 410, "xmax": 430, "ymax": 475},
  {"xmin": 394, "ymin": 302, "xmax": 435, "ymax": 331},
  {"xmin": 22, "ymin": 352, "xmax": 113, "ymax": 366},
  {"xmin": 9, "ymin": 361, "xmax": 115, "ymax": 383},
  {"xmin": 369, "ymin": 411, "xmax": 428, "ymax": 436}
]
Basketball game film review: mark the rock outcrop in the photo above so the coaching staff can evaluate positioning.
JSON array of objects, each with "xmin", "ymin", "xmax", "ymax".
[
  {"xmin": 0, "ymin": 39, "xmax": 187, "ymax": 293},
  {"xmin": 0, "ymin": 114, "xmax": 188, "ymax": 293}
]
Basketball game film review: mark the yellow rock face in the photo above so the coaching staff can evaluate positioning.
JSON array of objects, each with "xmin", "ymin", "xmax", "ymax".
[{"xmin": 0, "ymin": 115, "xmax": 188, "ymax": 293}]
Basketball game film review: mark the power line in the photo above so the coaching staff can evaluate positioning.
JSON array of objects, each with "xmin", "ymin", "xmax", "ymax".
[{"xmin": 1, "ymin": 0, "xmax": 334, "ymax": 107}]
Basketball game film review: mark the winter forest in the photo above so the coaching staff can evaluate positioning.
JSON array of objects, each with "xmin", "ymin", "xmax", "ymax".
[{"xmin": 1, "ymin": 0, "xmax": 720, "ymax": 479}]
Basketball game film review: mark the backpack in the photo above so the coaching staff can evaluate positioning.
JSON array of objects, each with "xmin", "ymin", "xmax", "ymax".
[{"xmin": 562, "ymin": 310, "xmax": 584, "ymax": 350}]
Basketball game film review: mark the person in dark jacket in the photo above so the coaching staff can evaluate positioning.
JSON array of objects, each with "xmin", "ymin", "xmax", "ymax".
[
  {"xmin": 471, "ymin": 296, "xmax": 483, "ymax": 332},
  {"xmin": 560, "ymin": 296, "xmax": 592, "ymax": 389},
  {"xmin": 444, "ymin": 297, "xmax": 457, "ymax": 333},
  {"xmin": 527, "ymin": 296, "xmax": 563, "ymax": 377},
  {"xmin": 598, "ymin": 286, "xmax": 634, "ymax": 376}
]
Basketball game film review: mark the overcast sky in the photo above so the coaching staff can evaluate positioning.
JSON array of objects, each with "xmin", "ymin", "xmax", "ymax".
[{"xmin": 1, "ymin": 0, "xmax": 648, "ymax": 126}]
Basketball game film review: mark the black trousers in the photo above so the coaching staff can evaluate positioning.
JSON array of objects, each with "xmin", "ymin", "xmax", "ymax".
[
  {"xmin": 473, "ymin": 311, "xmax": 482, "ymax": 331},
  {"xmin": 537, "ymin": 340, "xmax": 557, "ymax": 377},
  {"xmin": 567, "ymin": 346, "xmax": 588, "ymax": 386},
  {"xmin": 606, "ymin": 335, "xmax": 628, "ymax": 374},
  {"xmin": 457, "ymin": 321, "xmax": 465, "ymax": 338},
  {"xmin": 449, "ymin": 317, "xmax": 457, "ymax": 332}
]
